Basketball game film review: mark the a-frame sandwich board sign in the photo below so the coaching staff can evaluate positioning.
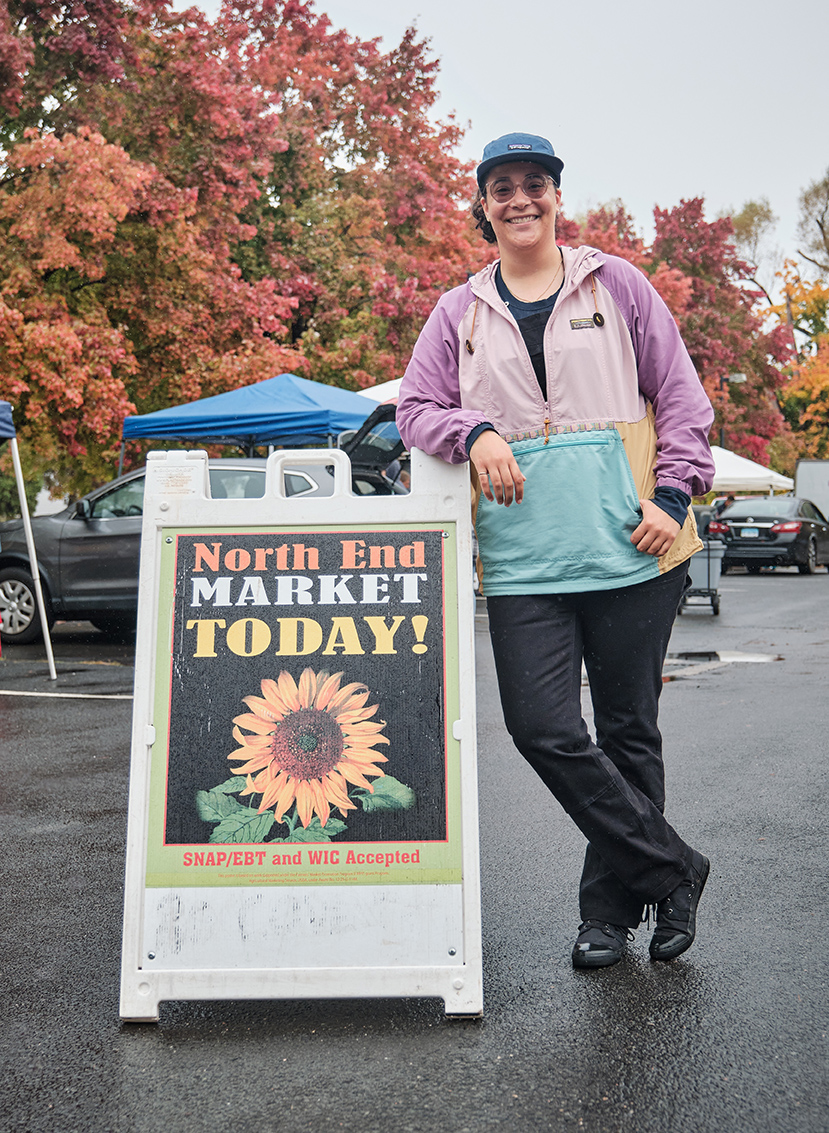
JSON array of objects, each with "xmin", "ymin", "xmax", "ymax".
[{"xmin": 120, "ymin": 448, "xmax": 482, "ymax": 1020}]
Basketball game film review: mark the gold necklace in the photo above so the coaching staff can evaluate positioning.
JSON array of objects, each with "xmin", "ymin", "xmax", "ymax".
[{"xmin": 508, "ymin": 252, "xmax": 564, "ymax": 303}]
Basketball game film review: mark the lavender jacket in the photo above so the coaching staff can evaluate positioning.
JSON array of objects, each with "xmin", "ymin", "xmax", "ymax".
[{"xmin": 397, "ymin": 246, "xmax": 715, "ymax": 595}]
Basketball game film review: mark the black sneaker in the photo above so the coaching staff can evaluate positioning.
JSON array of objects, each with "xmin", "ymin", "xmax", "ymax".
[
  {"xmin": 572, "ymin": 920, "xmax": 633, "ymax": 969},
  {"xmin": 649, "ymin": 851, "xmax": 710, "ymax": 961}
]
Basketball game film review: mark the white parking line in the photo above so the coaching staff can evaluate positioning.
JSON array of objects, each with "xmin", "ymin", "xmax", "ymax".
[{"xmin": 0, "ymin": 689, "xmax": 133, "ymax": 700}]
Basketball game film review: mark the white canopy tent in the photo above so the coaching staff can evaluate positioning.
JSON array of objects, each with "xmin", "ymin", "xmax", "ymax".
[
  {"xmin": 710, "ymin": 446, "xmax": 793, "ymax": 494},
  {"xmin": 358, "ymin": 377, "xmax": 402, "ymax": 403}
]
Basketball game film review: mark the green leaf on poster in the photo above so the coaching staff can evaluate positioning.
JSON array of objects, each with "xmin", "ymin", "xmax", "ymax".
[
  {"xmin": 208, "ymin": 809, "xmax": 275, "ymax": 844},
  {"xmin": 212, "ymin": 777, "xmax": 247, "ymax": 795},
  {"xmin": 283, "ymin": 816, "xmax": 348, "ymax": 843},
  {"xmin": 354, "ymin": 776, "xmax": 415, "ymax": 813},
  {"xmin": 196, "ymin": 788, "xmax": 246, "ymax": 823}
]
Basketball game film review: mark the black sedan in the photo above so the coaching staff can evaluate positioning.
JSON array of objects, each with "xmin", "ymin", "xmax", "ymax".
[
  {"xmin": 709, "ymin": 496, "xmax": 829, "ymax": 574},
  {"xmin": 0, "ymin": 455, "xmax": 405, "ymax": 645}
]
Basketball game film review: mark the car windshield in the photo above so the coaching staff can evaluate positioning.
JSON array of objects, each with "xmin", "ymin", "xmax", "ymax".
[{"xmin": 723, "ymin": 498, "xmax": 797, "ymax": 518}]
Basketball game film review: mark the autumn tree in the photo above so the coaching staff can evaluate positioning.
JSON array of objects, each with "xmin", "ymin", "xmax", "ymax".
[
  {"xmin": 222, "ymin": 1, "xmax": 479, "ymax": 389},
  {"xmin": 779, "ymin": 338, "xmax": 829, "ymax": 458},
  {"xmin": 772, "ymin": 264, "xmax": 829, "ymax": 463},
  {"xmin": 0, "ymin": 0, "xmax": 481, "ymax": 493},
  {"xmin": 571, "ymin": 199, "xmax": 791, "ymax": 465},
  {"xmin": 797, "ymin": 168, "xmax": 829, "ymax": 273},
  {"xmin": 731, "ymin": 198, "xmax": 780, "ymax": 304},
  {"xmin": 764, "ymin": 163, "xmax": 829, "ymax": 464},
  {"xmin": 0, "ymin": 0, "xmax": 805, "ymax": 492}
]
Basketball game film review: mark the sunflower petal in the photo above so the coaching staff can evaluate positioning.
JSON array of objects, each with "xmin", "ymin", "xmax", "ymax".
[
  {"xmin": 331, "ymin": 691, "xmax": 371, "ymax": 720},
  {"xmin": 298, "ymin": 668, "xmax": 316, "ymax": 708},
  {"xmin": 309, "ymin": 779, "xmax": 330, "ymax": 827},
  {"xmin": 231, "ymin": 727, "xmax": 270, "ymax": 753},
  {"xmin": 334, "ymin": 704, "xmax": 380, "ymax": 724},
  {"xmin": 238, "ymin": 773, "xmax": 258, "ymax": 798},
  {"xmin": 260, "ymin": 771, "xmax": 288, "ymax": 810},
  {"xmin": 344, "ymin": 734, "xmax": 390, "ymax": 749},
  {"xmin": 232, "ymin": 712, "xmax": 276, "ymax": 736},
  {"xmin": 277, "ymin": 671, "xmax": 300, "ymax": 712},
  {"xmin": 322, "ymin": 772, "xmax": 355, "ymax": 809},
  {"xmin": 226, "ymin": 745, "xmax": 254, "ymax": 762},
  {"xmin": 314, "ymin": 672, "xmax": 342, "ymax": 710},
  {"xmin": 335, "ymin": 762, "xmax": 375, "ymax": 791},
  {"xmin": 295, "ymin": 781, "xmax": 314, "ymax": 827},
  {"xmin": 344, "ymin": 752, "xmax": 389, "ymax": 770},
  {"xmin": 260, "ymin": 678, "xmax": 292, "ymax": 713},
  {"xmin": 228, "ymin": 752, "xmax": 272, "ymax": 775},
  {"xmin": 273, "ymin": 777, "xmax": 298, "ymax": 823},
  {"xmin": 344, "ymin": 720, "xmax": 388, "ymax": 735},
  {"xmin": 242, "ymin": 695, "xmax": 285, "ymax": 721},
  {"xmin": 327, "ymin": 681, "xmax": 368, "ymax": 712}
]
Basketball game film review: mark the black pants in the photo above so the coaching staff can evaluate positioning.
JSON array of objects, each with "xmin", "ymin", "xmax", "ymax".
[{"xmin": 487, "ymin": 564, "xmax": 691, "ymax": 927}]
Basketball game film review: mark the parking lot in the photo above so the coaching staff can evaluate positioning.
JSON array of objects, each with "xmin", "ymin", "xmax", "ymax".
[{"xmin": 1, "ymin": 569, "xmax": 827, "ymax": 1133}]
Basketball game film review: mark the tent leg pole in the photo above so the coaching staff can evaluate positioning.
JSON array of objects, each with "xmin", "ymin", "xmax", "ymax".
[
  {"xmin": 9, "ymin": 438, "xmax": 56, "ymax": 680},
  {"xmin": 118, "ymin": 442, "xmax": 125, "ymax": 477}
]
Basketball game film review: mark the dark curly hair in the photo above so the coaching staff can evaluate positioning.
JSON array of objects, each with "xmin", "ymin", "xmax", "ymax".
[{"xmin": 471, "ymin": 188, "xmax": 497, "ymax": 245}]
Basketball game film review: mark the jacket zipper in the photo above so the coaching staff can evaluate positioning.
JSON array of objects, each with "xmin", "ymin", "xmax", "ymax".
[{"xmin": 472, "ymin": 253, "xmax": 602, "ymax": 438}]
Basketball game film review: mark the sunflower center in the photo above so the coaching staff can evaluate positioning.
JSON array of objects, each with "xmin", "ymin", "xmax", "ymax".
[{"xmin": 269, "ymin": 707, "xmax": 344, "ymax": 780}]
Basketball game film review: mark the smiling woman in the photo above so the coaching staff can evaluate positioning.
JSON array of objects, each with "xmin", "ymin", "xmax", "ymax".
[{"xmin": 397, "ymin": 129, "xmax": 717, "ymax": 971}]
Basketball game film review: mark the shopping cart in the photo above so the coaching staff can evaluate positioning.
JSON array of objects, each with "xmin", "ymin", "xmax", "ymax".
[{"xmin": 679, "ymin": 538, "xmax": 726, "ymax": 616}]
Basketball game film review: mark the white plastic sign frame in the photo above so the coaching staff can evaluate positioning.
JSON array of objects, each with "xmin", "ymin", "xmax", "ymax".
[{"xmin": 120, "ymin": 448, "xmax": 482, "ymax": 1020}]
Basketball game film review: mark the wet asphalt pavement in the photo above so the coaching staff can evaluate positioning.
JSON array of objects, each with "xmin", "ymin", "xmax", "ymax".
[{"xmin": 1, "ymin": 569, "xmax": 827, "ymax": 1133}]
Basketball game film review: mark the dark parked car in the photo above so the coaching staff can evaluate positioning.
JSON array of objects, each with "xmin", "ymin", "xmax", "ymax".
[
  {"xmin": 709, "ymin": 496, "xmax": 829, "ymax": 575},
  {"xmin": 0, "ymin": 451, "xmax": 405, "ymax": 645}
]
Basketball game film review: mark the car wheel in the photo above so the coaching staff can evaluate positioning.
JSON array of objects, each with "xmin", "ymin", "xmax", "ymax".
[
  {"xmin": 0, "ymin": 567, "xmax": 51, "ymax": 645},
  {"xmin": 90, "ymin": 614, "xmax": 136, "ymax": 641},
  {"xmin": 746, "ymin": 564, "xmax": 762, "ymax": 574},
  {"xmin": 797, "ymin": 539, "xmax": 817, "ymax": 575}
]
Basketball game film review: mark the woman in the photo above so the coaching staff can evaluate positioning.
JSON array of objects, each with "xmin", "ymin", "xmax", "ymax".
[{"xmin": 397, "ymin": 132, "xmax": 715, "ymax": 969}]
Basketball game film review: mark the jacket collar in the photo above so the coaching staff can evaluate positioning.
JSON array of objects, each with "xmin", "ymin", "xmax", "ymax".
[{"xmin": 470, "ymin": 245, "xmax": 606, "ymax": 309}]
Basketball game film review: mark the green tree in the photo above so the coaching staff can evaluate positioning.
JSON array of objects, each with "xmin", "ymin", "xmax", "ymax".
[
  {"xmin": 730, "ymin": 198, "xmax": 779, "ymax": 303},
  {"xmin": 797, "ymin": 168, "xmax": 829, "ymax": 274}
]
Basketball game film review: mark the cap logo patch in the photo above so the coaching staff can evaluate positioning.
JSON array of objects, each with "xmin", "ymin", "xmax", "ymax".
[{"xmin": 508, "ymin": 144, "xmax": 533, "ymax": 150}]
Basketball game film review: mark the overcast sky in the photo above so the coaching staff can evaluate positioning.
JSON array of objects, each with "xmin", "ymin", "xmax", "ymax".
[{"xmin": 189, "ymin": 0, "xmax": 827, "ymax": 274}]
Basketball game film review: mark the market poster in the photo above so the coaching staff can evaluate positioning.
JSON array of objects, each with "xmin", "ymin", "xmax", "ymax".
[{"xmin": 144, "ymin": 524, "xmax": 461, "ymax": 888}]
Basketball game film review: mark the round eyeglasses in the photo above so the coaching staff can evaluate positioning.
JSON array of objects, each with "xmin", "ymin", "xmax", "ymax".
[{"xmin": 486, "ymin": 174, "xmax": 556, "ymax": 204}]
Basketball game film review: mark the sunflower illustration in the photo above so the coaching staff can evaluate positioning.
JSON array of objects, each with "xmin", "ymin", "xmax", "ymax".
[{"xmin": 227, "ymin": 668, "xmax": 389, "ymax": 829}]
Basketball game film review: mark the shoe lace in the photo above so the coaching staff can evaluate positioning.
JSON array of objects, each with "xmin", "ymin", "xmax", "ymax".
[{"xmin": 579, "ymin": 919, "xmax": 635, "ymax": 943}]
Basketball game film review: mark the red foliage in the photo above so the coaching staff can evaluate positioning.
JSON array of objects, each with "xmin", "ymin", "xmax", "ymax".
[{"xmin": 0, "ymin": 0, "xmax": 794, "ymax": 487}]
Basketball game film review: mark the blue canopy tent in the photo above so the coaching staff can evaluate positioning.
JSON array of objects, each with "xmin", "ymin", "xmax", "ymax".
[
  {"xmin": 0, "ymin": 401, "xmax": 14, "ymax": 442},
  {"xmin": 0, "ymin": 400, "xmax": 56, "ymax": 677},
  {"xmin": 122, "ymin": 374, "xmax": 375, "ymax": 456}
]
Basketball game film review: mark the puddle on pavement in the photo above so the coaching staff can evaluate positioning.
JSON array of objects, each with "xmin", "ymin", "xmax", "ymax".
[{"xmin": 662, "ymin": 648, "xmax": 782, "ymax": 681}]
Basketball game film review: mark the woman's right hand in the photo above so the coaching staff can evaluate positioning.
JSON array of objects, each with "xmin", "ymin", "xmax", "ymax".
[{"xmin": 470, "ymin": 430, "xmax": 525, "ymax": 506}]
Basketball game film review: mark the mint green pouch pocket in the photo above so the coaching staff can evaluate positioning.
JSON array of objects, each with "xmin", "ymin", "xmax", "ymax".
[{"xmin": 476, "ymin": 429, "xmax": 660, "ymax": 595}]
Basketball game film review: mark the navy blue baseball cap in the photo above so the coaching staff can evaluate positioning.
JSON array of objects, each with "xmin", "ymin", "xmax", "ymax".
[{"xmin": 476, "ymin": 132, "xmax": 564, "ymax": 190}]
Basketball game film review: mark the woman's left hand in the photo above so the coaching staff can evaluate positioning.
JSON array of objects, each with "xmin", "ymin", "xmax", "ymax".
[{"xmin": 631, "ymin": 499, "xmax": 681, "ymax": 557}]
